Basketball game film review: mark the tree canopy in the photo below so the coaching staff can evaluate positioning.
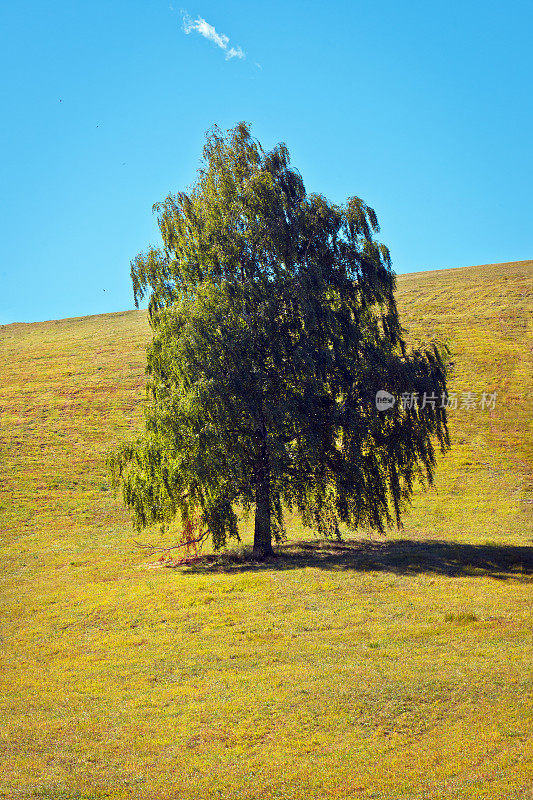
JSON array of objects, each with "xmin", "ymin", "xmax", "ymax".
[{"xmin": 108, "ymin": 122, "xmax": 450, "ymax": 559}]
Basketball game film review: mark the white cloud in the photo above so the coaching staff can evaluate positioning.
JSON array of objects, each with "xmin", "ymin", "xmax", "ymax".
[
  {"xmin": 182, "ymin": 13, "xmax": 245, "ymax": 59},
  {"xmin": 226, "ymin": 46, "xmax": 245, "ymax": 60}
]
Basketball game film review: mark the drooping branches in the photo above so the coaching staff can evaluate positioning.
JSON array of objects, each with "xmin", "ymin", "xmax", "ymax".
[{"xmin": 110, "ymin": 122, "xmax": 450, "ymax": 556}]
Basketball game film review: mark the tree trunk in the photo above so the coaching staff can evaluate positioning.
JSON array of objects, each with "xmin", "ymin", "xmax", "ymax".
[
  {"xmin": 253, "ymin": 477, "xmax": 273, "ymax": 560},
  {"xmin": 252, "ymin": 425, "xmax": 274, "ymax": 560}
]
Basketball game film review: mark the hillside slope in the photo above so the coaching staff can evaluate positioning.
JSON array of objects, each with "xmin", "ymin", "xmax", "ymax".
[
  {"xmin": 2, "ymin": 259, "xmax": 531, "ymax": 547},
  {"xmin": 0, "ymin": 260, "xmax": 532, "ymax": 800},
  {"xmin": 394, "ymin": 259, "xmax": 532, "ymax": 538}
]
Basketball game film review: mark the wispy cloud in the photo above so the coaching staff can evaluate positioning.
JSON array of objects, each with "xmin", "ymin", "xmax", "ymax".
[{"xmin": 182, "ymin": 13, "xmax": 245, "ymax": 60}]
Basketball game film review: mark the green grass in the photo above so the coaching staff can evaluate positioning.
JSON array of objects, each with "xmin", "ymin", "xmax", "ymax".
[{"xmin": 0, "ymin": 260, "xmax": 532, "ymax": 799}]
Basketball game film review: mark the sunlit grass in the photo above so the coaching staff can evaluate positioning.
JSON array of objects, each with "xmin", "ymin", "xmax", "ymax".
[{"xmin": 0, "ymin": 260, "xmax": 532, "ymax": 799}]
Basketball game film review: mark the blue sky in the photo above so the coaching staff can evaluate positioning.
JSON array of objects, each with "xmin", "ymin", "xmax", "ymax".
[{"xmin": 1, "ymin": 0, "xmax": 531, "ymax": 324}]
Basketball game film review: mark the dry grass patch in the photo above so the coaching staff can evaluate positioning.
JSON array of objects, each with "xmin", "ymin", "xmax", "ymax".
[{"xmin": 1, "ymin": 260, "xmax": 532, "ymax": 799}]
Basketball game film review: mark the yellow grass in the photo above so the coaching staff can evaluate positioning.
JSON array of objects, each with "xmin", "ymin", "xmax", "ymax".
[{"xmin": 0, "ymin": 260, "xmax": 532, "ymax": 799}]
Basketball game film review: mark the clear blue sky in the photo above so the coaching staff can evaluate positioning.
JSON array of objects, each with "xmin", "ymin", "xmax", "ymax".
[{"xmin": 1, "ymin": 0, "xmax": 531, "ymax": 324}]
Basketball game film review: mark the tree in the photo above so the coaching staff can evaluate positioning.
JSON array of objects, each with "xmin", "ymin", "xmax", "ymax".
[{"xmin": 108, "ymin": 122, "xmax": 450, "ymax": 560}]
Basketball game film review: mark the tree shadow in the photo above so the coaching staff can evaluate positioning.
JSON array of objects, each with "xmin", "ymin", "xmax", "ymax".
[{"xmin": 183, "ymin": 538, "xmax": 533, "ymax": 580}]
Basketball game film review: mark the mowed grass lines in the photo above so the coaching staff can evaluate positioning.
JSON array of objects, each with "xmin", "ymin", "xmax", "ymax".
[{"xmin": 0, "ymin": 260, "xmax": 532, "ymax": 800}]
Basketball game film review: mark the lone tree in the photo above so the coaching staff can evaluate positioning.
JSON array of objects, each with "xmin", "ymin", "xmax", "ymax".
[{"xmin": 109, "ymin": 123, "xmax": 450, "ymax": 560}]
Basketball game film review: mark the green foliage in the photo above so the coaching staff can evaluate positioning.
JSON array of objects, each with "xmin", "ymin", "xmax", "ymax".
[{"xmin": 109, "ymin": 122, "xmax": 450, "ymax": 554}]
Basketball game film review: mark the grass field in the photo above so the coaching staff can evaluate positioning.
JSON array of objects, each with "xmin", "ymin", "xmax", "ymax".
[{"xmin": 1, "ymin": 259, "xmax": 532, "ymax": 799}]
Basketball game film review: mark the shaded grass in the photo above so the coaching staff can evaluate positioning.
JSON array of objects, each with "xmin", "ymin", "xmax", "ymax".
[
  {"xmin": 0, "ymin": 260, "xmax": 532, "ymax": 799},
  {"xmin": 184, "ymin": 537, "xmax": 533, "ymax": 579}
]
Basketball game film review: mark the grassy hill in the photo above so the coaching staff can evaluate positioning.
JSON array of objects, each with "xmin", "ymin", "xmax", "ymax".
[{"xmin": 0, "ymin": 260, "xmax": 532, "ymax": 799}]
